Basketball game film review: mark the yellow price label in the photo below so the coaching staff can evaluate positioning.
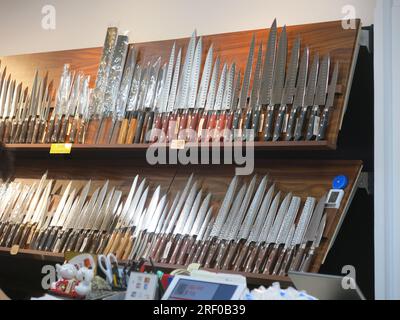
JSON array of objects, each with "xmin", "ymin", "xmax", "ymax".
[
  {"xmin": 50, "ymin": 143, "xmax": 72, "ymax": 155},
  {"xmin": 171, "ymin": 140, "xmax": 186, "ymax": 150},
  {"xmin": 10, "ymin": 245, "xmax": 20, "ymax": 256}
]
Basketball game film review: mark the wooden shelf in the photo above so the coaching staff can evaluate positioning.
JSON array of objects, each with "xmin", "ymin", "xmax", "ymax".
[{"xmin": 5, "ymin": 141, "xmax": 336, "ymax": 153}]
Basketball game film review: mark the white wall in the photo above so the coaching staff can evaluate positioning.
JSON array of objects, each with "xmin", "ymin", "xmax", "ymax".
[{"xmin": 0, "ymin": 0, "xmax": 375, "ymax": 56}]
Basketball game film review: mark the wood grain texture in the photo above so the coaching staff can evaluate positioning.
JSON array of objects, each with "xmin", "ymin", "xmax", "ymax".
[{"xmin": 0, "ymin": 20, "xmax": 360, "ymax": 148}]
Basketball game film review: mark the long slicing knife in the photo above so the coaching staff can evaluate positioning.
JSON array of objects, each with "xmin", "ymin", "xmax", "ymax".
[
  {"xmin": 273, "ymin": 37, "xmax": 300, "ymax": 141},
  {"xmin": 263, "ymin": 25, "xmax": 287, "ymax": 141},
  {"xmin": 317, "ymin": 62, "xmax": 339, "ymax": 141}
]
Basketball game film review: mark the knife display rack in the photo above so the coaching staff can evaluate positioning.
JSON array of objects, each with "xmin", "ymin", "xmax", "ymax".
[
  {"xmin": 0, "ymin": 19, "xmax": 365, "ymax": 294},
  {"xmin": 0, "ymin": 20, "xmax": 361, "ymax": 150}
]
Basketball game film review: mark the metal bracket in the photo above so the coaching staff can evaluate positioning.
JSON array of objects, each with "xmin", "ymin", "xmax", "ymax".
[
  {"xmin": 359, "ymin": 29, "xmax": 371, "ymax": 53},
  {"xmin": 357, "ymin": 172, "xmax": 373, "ymax": 195}
]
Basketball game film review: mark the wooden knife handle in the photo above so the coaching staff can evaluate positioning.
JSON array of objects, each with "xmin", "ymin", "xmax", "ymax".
[
  {"xmin": 252, "ymin": 245, "xmax": 269, "ymax": 273},
  {"xmin": 176, "ymin": 237, "xmax": 193, "ymax": 266},
  {"xmin": 196, "ymin": 240, "xmax": 211, "ymax": 265},
  {"xmin": 59, "ymin": 116, "xmax": 71, "ymax": 143},
  {"xmin": 73, "ymin": 231, "xmax": 87, "ymax": 253},
  {"xmin": 150, "ymin": 234, "xmax": 164, "ymax": 262},
  {"xmin": 187, "ymin": 111, "xmax": 199, "ymax": 142},
  {"xmin": 279, "ymin": 248, "xmax": 294, "ymax": 276},
  {"xmin": 19, "ymin": 119, "xmax": 29, "ymax": 143},
  {"xmin": 232, "ymin": 244, "xmax": 249, "ymax": 272},
  {"xmin": 316, "ymin": 107, "xmax": 331, "ymax": 141},
  {"xmin": 121, "ymin": 234, "xmax": 135, "ymax": 261},
  {"xmin": 115, "ymin": 230, "xmax": 131, "ymax": 259},
  {"xmin": 44, "ymin": 119, "xmax": 55, "ymax": 144},
  {"xmin": 272, "ymin": 248, "xmax": 287, "ymax": 275},
  {"xmin": 168, "ymin": 237, "xmax": 183, "ymax": 265},
  {"xmin": 68, "ymin": 118, "xmax": 79, "ymax": 144},
  {"xmin": 177, "ymin": 113, "xmax": 189, "ymax": 141},
  {"xmin": 222, "ymin": 242, "xmax": 239, "ymax": 270},
  {"xmin": 96, "ymin": 233, "xmax": 110, "ymax": 254},
  {"xmin": 104, "ymin": 231, "xmax": 118, "ymax": 255},
  {"xmin": 197, "ymin": 113, "xmax": 208, "ymax": 142},
  {"xmin": 37, "ymin": 120, "xmax": 47, "ymax": 144},
  {"xmin": 9, "ymin": 120, "xmax": 18, "ymax": 144},
  {"xmin": 117, "ymin": 119, "xmax": 129, "ymax": 144},
  {"xmin": 300, "ymin": 249, "xmax": 315, "ymax": 272},
  {"xmin": 183, "ymin": 239, "xmax": 199, "ymax": 265},
  {"xmin": 109, "ymin": 119, "xmax": 122, "ymax": 145},
  {"xmin": 51, "ymin": 118, "xmax": 62, "ymax": 143},
  {"xmin": 160, "ymin": 113, "xmax": 170, "ymax": 142},
  {"xmin": 3, "ymin": 119, "xmax": 12, "ymax": 144},
  {"xmin": 213, "ymin": 241, "xmax": 228, "ymax": 269},
  {"xmin": 85, "ymin": 119, "xmax": 100, "ymax": 144},
  {"xmin": 263, "ymin": 246, "xmax": 280, "ymax": 275},
  {"xmin": 96, "ymin": 117, "xmax": 113, "ymax": 145},
  {"xmin": 166, "ymin": 113, "xmax": 177, "ymax": 143},
  {"xmin": 30, "ymin": 118, "xmax": 41, "ymax": 144},
  {"xmin": 125, "ymin": 117, "xmax": 138, "ymax": 144},
  {"xmin": 0, "ymin": 120, "xmax": 6, "ymax": 143},
  {"xmin": 150, "ymin": 113, "xmax": 163, "ymax": 143},
  {"xmin": 289, "ymin": 246, "xmax": 305, "ymax": 272},
  {"xmin": 204, "ymin": 240, "xmax": 219, "ymax": 268},
  {"xmin": 25, "ymin": 118, "xmax": 36, "ymax": 143},
  {"xmin": 294, "ymin": 108, "xmax": 308, "ymax": 141}
]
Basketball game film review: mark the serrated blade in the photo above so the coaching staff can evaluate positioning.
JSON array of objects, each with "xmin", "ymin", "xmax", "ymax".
[
  {"xmin": 196, "ymin": 44, "xmax": 214, "ymax": 109},
  {"xmin": 248, "ymin": 184, "xmax": 275, "ymax": 242},
  {"xmin": 291, "ymin": 197, "xmax": 316, "ymax": 246},
  {"xmin": 158, "ymin": 43, "xmax": 176, "ymax": 113},
  {"xmin": 238, "ymin": 34, "xmax": 256, "ymax": 110},
  {"xmin": 205, "ymin": 57, "xmax": 220, "ymax": 111},
  {"xmin": 304, "ymin": 195, "xmax": 327, "ymax": 243},
  {"xmin": 238, "ymin": 176, "xmax": 268, "ymax": 240},
  {"xmin": 260, "ymin": 19, "xmax": 278, "ymax": 105},
  {"xmin": 210, "ymin": 176, "xmax": 238, "ymax": 238},
  {"xmin": 222, "ymin": 63, "xmax": 235, "ymax": 110},
  {"xmin": 293, "ymin": 48, "xmax": 310, "ymax": 107},
  {"xmin": 282, "ymin": 37, "xmax": 300, "ymax": 105},
  {"xmin": 168, "ymin": 48, "xmax": 182, "ymax": 112},
  {"xmin": 266, "ymin": 192, "xmax": 292, "ymax": 243},
  {"xmin": 314, "ymin": 55, "xmax": 330, "ymax": 106},
  {"xmin": 176, "ymin": 31, "xmax": 197, "ymax": 109},
  {"xmin": 304, "ymin": 54, "xmax": 319, "ymax": 107},
  {"xmin": 326, "ymin": 62, "xmax": 339, "ymax": 108},
  {"xmin": 249, "ymin": 43, "xmax": 263, "ymax": 110},
  {"xmin": 232, "ymin": 71, "xmax": 241, "ymax": 110},
  {"xmin": 276, "ymin": 196, "xmax": 301, "ymax": 244},
  {"xmin": 271, "ymin": 26, "xmax": 287, "ymax": 105},
  {"xmin": 187, "ymin": 37, "xmax": 202, "ymax": 109},
  {"xmin": 214, "ymin": 63, "xmax": 227, "ymax": 110}
]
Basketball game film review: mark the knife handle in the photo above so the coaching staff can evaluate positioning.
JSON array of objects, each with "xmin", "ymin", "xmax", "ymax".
[
  {"xmin": 52, "ymin": 230, "xmax": 65, "ymax": 253},
  {"xmin": 85, "ymin": 118, "xmax": 100, "ymax": 144},
  {"xmin": 37, "ymin": 228, "xmax": 51, "ymax": 250},
  {"xmin": 250, "ymin": 109, "xmax": 261, "ymax": 142},
  {"xmin": 51, "ymin": 117, "xmax": 62, "ymax": 143},
  {"xmin": 3, "ymin": 119, "xmax": 12, "ymax": 144},
  {"xmin": 176, "ymin": 237, "xmax": 194, "ymax": 266},
  {"xmin": 187, "ymin": 111, "xmax": 199, "ymax": 141},
  {"xmin": 115, "ymin": 230, "xmax": 131, "ymax": 259},
  {"xmin": 214, "ymin": 112, "xmax": 226, "ymax": 142},
  {"xmin": 31, "ymin": 118, "xmax": 41, "ymax": 144},
  {"xmin": 232, "ymin": 244, "xmax": 249, "ymax": 272},
  {"xmin": 134, "ymin": 112, "xmax": 145, "ymax": 144},
  {"xmin": 11, "ymin": 224, "xmax": 25, "ymax": 247},
  {"xmin": 273, "ymin": 105, "xmax": 287, "ymax": 142},
  {"xmin": 204, "ymin": 240, "xmax": 219, "ymax": 268},
  {"xmin": 43, "ymin": 228, "xmax": 58, "ymax": 251},
  {"xmin": 177, "ymin": 112, "xmax": 189, "ymax": 141},
  {"xmin": 168, "ymin": 237, "xmax": 183, "ymax": 265},
  {"xmin": 231, "ymin": 111, "xmax": 242, "ymax": 142},
  {"xmin": 109, "ymin": 119, "xmax": 122, "ymax": 145},
  {"xmin": 317, "ymin": 107, "xmax": 331, "ymax": 141},
  {"xmin": 96, "ymin": 116, "xmax": 113, "ymax": 145},
  {"xmin": 197, "ymin": 112, "xmax": 208, "ymax": 142},
  {"xmin": 196, "ymin": 240, "xmax": 211, "ymax": 265},
  {"xmin": 149, "ymin": 234, "xmax": 162, "ymax": 261},
  {"xmin": 166, "ymin": 113, "xmax": 177, "ymax": 143},
  {"xmin": 300, "ymin": 248, "xmax": 315, "ymax": 272},
  {"xmin": 159, "ymin": 238, "xmax": 174, "ymax": 263},
  {"xmin": 186, "ymin": 240, "xmax": 200, "ymax": 265},
  {"xmin": 29, "ymin": 228, "xmax": 42, "ymax": 250},
  {"xmin": 64, "ymin": 230, "xmax": 79, "ymax": 252},
  {"xmin": 37, "ymin": 120, "xmax": 47, "ymax": 144},
  {"xmin": 222, "ymin": 242, "xmax": 239, "ymax": 270},
  {"xmin": 263, "ymin": 246, "xmax": 280, "ymax": 274},
  {"xmin": 278, "ymin": 248, "xmax": 294, "ymax": 276},
  {"xmin": 143, "ymin": 111, "xmax": 155, "ymax": 143},
  {"xmin": 1, "ymin": 223, "xmax": 13, "ymax": 247},
  {"xmin": 272, "ymin": 248, "xmax": 287, "ymax": 275},
  {"xmin": 149, "ymin": 113, "xmax": 163, "ymax": 143},
  {"xmin": 68, "ymin": 118, "xmax": 79, "ymax": 144},
  {"xmin": 212, "ymin": 241, "xmax": 227, "ymax": 269},
  {"xmin": 25, "ymin": 224, "xmax": 38, "ymax": 248},
  {"xmin": 19, "ymin": 119, "xmax": 29, "ymax": 143},
  {"xmin": 26, "ymin": 117, "xmax": 37, "ymax": 143},
  {"xmin": 9, "ymin": 120, "xmax": 18, "ymax": 144},
  {"xmin": 43, "ymin": 119, "xmax": 54, "ymax": 144},
  {"xmin": 121, "ymin": 234, "xmax": 135, "ymax": 261},
  {"xmin": 252, "ymin": 245, "xmax": 268, "ymax": 273},
  {"xmin": 96, "ymin": 233, "xmax": 109, "ymax": 255},
  {"xmin": 88, "ymin": 231, "xmax": 101, "ymax": 253},
  {"xmin": 104, "ymin": 231, "xmax": 118, "ymax": 255},
  {"xmin": 205, "ymin": 112, "xmax": 217, "ymax": 142},
  {"xmin": 285, "ymin": 107, "xmax": 299, "ymax": 141},
  {"xmin": 306, "ymin": 107, "xmax": 320, "ymax": 141},
  {"xmin": 289, "ymin": 246, "xmax": 305, "ymax": 272},
  {"xmin": 17, "ymin": 224, "xmax": 33, "ymax": 248},
  {"xmin": 0, "ymin": 119, "xmax": 6, "ymax": 142},
  {"xmin": 242, "ymin": 109, "xmax": 252, "ymax": 141},
  {"xmin": 294, "ymin": 107, "xmax": 308, "ymax": 141},
  {"xmin": 73, "ymin": 231, "xmax": 87, "ymax": 253},
  {"xmin": 160, "ymin": 113, "xmax": 170, "ymax": 143},
  {"xmin": 263, "ymin": 106, "xmax": 275, "ymax": 141},
  {"xmin": 117, "ymin": 119, "xmax": 129, "ymax": 144},
  {"xmin": 125, "ymin": 116, "xmax": 138, "ymax": 144}
]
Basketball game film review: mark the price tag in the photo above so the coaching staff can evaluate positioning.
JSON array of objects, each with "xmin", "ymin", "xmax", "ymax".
[
  {"xmin": 10, "ymin": 245, "xmax": 20, "ymax": 256},
  {"xmin": 171, "ymin": 140, "xmax": 185, "ymax": 150},
  {"xmin": 50, "ymin": 143, "xmax": 72, "ymax": 155}
]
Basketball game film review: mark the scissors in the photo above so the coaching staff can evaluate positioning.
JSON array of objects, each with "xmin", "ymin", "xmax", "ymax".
[{"xmin": 98, "ymin": 253, "xmax": 120, "ymax": 287}]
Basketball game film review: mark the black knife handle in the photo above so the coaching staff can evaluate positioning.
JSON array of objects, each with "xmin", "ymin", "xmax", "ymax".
[
  {"xmin": 9, "ymin": 120, "xmax": 18, "ymax": 144},
  {"xmin": 231, "ymin": 111, "xmax": 242, "ymax": 142},
  {"xmin": 263, "ymin": 106, "xmax": 275, "ymax": 141},
  {"xmin": 242, "ymin": 110, "xmax": 253, "ymax": 142},
  {"xmin": 278, "ymin": 248, "xmax": 294, "ymax": 276},
  {"xmin": 64, "ymin": 230, "xmax": 78, "ymax": 252},
  {"xmin": 317, "ymin": 107, "xmax": 331, "ymax": 141},
  {"xmin": 273, "ymin": 106, "xmax": 287, "ymax": 142},
  {"xmin": 0, "ymin": 223, "xmax": 12, "ymax": 247},
  {"xmin": 29, "ymin": 229, "xmax": 43, "ymax": 250},
  {"xmin": 285, "ymin": 107, "xmax": 299, "ymax": 141},
  {"xmin": 3, "ymin": 119, "xmax": 12, "ymax": 144},
  {"xmin": 74, "ymin": 231, "xmax": 87, "ymax": 252},
  {"xmin": 289, "ymin": 246, "xmax": 305, "ymax": 272},
  {"xmin": 52, "ymin": 230, "xmax": 67, "ymax": 253},
  {"xmin": 43, "ymin": 228, "xmax": 58, "ymax": 251},
  {"xmin": 10, "ymin": 224, "xmax": 25, "ymax": 246},
  {"xmin": 134, "ymin": 111, "xmax": 145, "ymax": 144},
  {"xmin": 37, "ymin": 120, "xmax": 47, "ymax": 144},
  {"xmin": 251, "ymin": 109, "xmax": 261, "ymax": 141},
  {"xmin": 306, "ymin": 106, "xmax": 320, "ymax": 141},
  {"xmin": 300, "ymin": 249, "xmax": 315, "ymax": 272},
  {"xmin": 0, "ymin": 119, "xmax": 6, "ymax": 142},
  {"xmin": 294, "ymin": 107, "xmax": 308, "ymax": 141}
]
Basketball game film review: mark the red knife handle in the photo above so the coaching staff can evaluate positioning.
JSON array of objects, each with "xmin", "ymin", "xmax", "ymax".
[
  {"xmin": 187, "ymin": 111, "xmax": 199, "ymax": 142},
  {"xmin": 150, "ymin": 113, "xmax": 163, "ymax": 142},
  {"xmin": 166, "ymin": 113, "xmax": 178, "ymax": 142},
  {"xmin": 177, "ymin": 112, "xmax": 189, "ymax": 140},
  {"xmin": 3, "ymin": 119, "xmax": 12, "ymax": 144},
  {"xmin": 222, "ymin": 242, "xmax": 239, "ymax": 270},
  {"xmin": 160, "ymin": 114, "xmax": 170, "ymax": 142},
  {"xmin": 263, "ymin": 246, "xmax": 280, "ymax": 275},
  {"xmin": 205, "ymin": 112, "xmax": 217, "ymax": 142},
  {"xmin": 197, "ymin": 112, "xmax": 208, "ymax": 142}
]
